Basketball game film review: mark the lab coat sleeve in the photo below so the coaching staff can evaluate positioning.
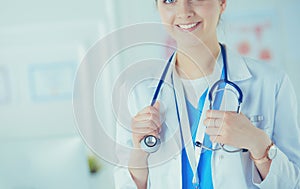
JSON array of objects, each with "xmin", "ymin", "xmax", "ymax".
[
  {"xmin": 113, "ymin": 83, "xmax": 152, "ymax": 189},
  {"xmin": 114, "ymin": 120, "xmax": 138, "ymax": 189},
  {"xmin": 252, "ymin": 74, "xmax": 300, "ymax": 188},
  {"xmin": 113, "ymin": 121, "xmax": 152, "ymax": 189}
]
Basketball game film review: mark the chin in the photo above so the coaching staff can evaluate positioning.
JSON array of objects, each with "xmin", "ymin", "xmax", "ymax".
[
  {"xmin": 175, "ymin": 35, "xmax": 206, "ymax": 49},
  {"xmin": 168, "ymin": 28, "xmax": 204, "ymax": 46}
]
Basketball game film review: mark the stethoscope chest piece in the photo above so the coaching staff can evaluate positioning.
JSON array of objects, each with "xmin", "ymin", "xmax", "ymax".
[{"xmin": 140, "ymin": 135, "xmax": 161, "ymax": 153}]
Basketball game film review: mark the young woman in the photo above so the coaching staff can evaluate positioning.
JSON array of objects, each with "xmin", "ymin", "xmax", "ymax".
[{"xmin": 114, "ymin": 0, "xmax": 300, "ymax": 188}]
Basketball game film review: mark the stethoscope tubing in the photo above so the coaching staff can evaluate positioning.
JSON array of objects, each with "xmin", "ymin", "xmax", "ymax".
[
  {"xmin": 141, "ymin": 53, "xmax": 175, "ymax": 152},
  {"xmin": 142, "ymin": 44, "xmax": 246, "ymax": 153}
]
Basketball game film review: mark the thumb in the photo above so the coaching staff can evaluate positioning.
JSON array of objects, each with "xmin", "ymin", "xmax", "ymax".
[{"xmin": 153, "ymin": 101, "xmax": 160, "ymax": 110}]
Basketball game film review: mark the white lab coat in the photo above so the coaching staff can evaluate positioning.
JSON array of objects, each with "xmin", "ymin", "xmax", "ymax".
[{"xmin": 114, "ymin": 48, "xmax": 300, "ymax": 189}]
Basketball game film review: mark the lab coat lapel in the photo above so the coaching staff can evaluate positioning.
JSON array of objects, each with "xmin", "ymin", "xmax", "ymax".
[
  {"xmin": 225, "ymin": 47, "xmax": 252, "ymax": 82},
  {"xmin": 210, "ymin": 47, "xmax": 251, "ymax": 188}
]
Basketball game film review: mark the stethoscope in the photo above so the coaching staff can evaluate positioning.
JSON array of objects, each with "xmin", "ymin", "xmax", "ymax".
[{"xmin": 140, "ymin": 44, "xmax": 246, "ymax": 153}]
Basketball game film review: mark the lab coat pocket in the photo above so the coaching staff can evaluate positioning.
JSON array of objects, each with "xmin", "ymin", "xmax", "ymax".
[
  {"xmin": 247, "ymin": 115, "xmax": 264, "ymax": 128},
  {"xmin": 246, "ymin": 114, "xmax": 273, "ymax": 138},
  {"xmin": 247, "ymin": 114, "xmax": 265, "ymax": 132},
  {"xmin": 213, "ymin": 151, "xmax": 249, "ymax": 189}
]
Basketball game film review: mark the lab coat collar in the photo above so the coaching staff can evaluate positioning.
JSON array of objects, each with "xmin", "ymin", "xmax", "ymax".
[
  {"xmin": 149, "ymin": 46, "xmax": 252, "ymax": 88},
  {"xmin": 225, "ymin": 46, "xmax": 252, "ymax": 82}
]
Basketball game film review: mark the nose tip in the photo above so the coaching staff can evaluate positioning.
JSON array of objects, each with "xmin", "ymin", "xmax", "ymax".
[{"xmin": 176, "ymin": 3, "xmax": 194, "ymax": 19}]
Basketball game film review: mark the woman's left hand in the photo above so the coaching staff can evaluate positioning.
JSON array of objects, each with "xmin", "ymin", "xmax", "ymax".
[{"xmin": 203, "ymin": 110, "xmax": 271, "ymax": 156}]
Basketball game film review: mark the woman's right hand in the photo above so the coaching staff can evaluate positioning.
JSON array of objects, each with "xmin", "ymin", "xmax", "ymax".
[
  {"xmin": 131, "ymin": 102, "xmax": 162, "ymax": 150},
  {"xmin": 128, "ymin": 102, "xmax": 162, "ymax": 188}
]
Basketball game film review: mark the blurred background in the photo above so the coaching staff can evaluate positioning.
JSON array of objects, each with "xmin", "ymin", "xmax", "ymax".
[{"xmin": 0, "ymin": 0, "xmax": 299, "ymax": 188}]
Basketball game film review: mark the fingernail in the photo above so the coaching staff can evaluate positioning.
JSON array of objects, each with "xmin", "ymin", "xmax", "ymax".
[{"xmin": 154, "ymin": 101, "xmax": 160, "ymax": 109}]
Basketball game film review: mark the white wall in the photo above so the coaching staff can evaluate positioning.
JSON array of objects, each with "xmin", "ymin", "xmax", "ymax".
[
  {"xmin": 0, "ymin": 0, "xmax": 115, "ymax": 188},
  {"xmin": 224, "ymin": 0, "xmax": 300, "ymax": 95}
]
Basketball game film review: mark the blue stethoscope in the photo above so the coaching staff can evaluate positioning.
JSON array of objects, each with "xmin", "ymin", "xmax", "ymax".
[{"xmin": 140, "ymin": 44, "xmax": 245, "ymax": 153}]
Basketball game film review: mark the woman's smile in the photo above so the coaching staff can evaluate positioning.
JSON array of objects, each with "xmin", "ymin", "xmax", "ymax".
[{"xmin": 176, "ymin": 21, "xmax": 202, "ymax": 32}]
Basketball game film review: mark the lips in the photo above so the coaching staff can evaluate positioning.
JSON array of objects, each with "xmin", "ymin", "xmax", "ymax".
[{"xmin": 176, "ymin": 22, "xmax": 201, "ymax": 32}]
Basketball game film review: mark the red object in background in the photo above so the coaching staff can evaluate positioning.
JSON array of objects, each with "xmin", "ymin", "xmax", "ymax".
[
  {"xmin": 238, "ymin": 22, "xmax": 271, "ymax": 42},
  {"xmin": 238, "ymin": 41, "xmax": 251, "ymax": 55},
  {"xmin": 259, "ymin": 49, "xmax": 272, "ymax": 61}
]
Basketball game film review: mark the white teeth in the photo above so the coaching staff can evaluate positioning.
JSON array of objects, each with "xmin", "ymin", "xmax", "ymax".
[{"xmin": 178, "ymin": 23, "xmax": 197, "ymax": 29}]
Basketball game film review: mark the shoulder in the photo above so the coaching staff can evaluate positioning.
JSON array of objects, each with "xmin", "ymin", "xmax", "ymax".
[
  {"xmin": 244, "ymin": 56, "xmax": 284, "ymax": 80},
  {"xmin": 226, "ymin": 47, "xmax": 287, "ymax": 87},
  {"xmin": 243, "ymin": 56, "xmax": 291, "ymax": 95}
]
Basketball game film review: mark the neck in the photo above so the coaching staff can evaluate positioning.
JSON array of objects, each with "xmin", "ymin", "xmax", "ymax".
[{"xmin": 175, "ymin": 40, "xmax": 221, "ymax": 80}]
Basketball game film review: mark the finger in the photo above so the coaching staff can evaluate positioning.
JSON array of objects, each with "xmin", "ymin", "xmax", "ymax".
[
  {"xmin": 206, "ymin": 110, "xmax": 226, "ymax": 118},
  {"xmin": 138, "ymin": 105, "xmax": 160, "ymax": 116},
  {"xmin": 203, "ymin": 118, "xmax": 221, "ymax": 127},
  {"xmin": 132, "ymin": 127, "xmax": 159, "ymax": 135},
  {"xmin": 132, "ymin": 124, "xmax": 160, "ymax": 139},
  {"xmin": 206, "ymin": 110, "xmax": 237, "ymax": 119},
  {"xmin": 153, "ymin": 101, "xmax": 160, "ymax": 111},
  {"xmin": 132, "ymin": 120, "xmax": 160, "ymax": 132},
  {"xmin": 133, "ymin": 113, "xmax": 161, "ymax": 129},
  {"xmin": 205, "ymin": 127, "xmax": 222, "ymax": 136},
  {"xmin": 133, "ymin": 115, "xmax": 161, "ymax": 132},
  {"xmin": 209, "ymin": 135, "xmax": 222, "ymax": 143}
]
